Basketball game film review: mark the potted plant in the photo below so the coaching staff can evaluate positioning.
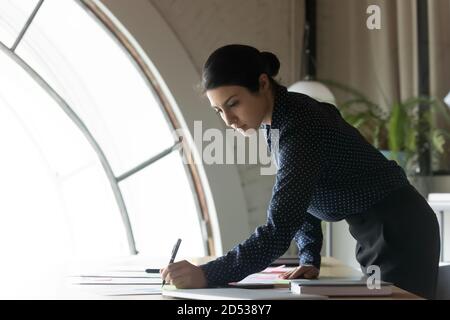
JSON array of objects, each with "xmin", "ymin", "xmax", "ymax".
[{"xmin": 320, "ymin": 80, "xmax": 450, "ymax": 177}]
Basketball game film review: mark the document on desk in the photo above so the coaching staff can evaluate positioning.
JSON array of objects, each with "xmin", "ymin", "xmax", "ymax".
[
  {"xmin": 72, "ymin": 270, "xmax": 161, "ymax": 278},
  {"xmin": 69, "ymin": 270, "xmax": 162, "ymax": 285},
  {"xmin": 229, "ymin": 267, "xmax": 292, "ymax": 288},
  {"xmin": 71, "ymin": 271, "xmax": 161, "ymax": 278},
  {"xmin": 69, "ymin": 276, "xmax": 162, "ymax": 285},
  {"xmin": 68, "ymin": 266, "xmax": 164, "ymax": 296}
]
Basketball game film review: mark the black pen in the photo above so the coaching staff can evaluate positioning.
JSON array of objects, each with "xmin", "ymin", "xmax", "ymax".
[
  {"xmin": 144, "ymin": 268, "xmax": 160, "ymax": 273},
  {"xmin": 162, "ymin": 238, "xmax": 182, "ymax": 288}
]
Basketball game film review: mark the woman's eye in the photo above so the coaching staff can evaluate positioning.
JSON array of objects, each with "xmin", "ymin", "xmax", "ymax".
[
  {"xmin": 214, "ymin": 108, "xmax": 222, "ymax": 114},
  {"xmin": 228, "ymin": 101, "xmax": 238, "ymax": 108}
]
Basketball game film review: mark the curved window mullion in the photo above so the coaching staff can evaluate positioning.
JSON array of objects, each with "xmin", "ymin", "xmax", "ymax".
[{"xmin": 0, "ymin": 40, "xmax": 138, "ymax": 255}]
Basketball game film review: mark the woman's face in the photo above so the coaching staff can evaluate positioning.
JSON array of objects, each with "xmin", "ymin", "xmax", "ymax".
[{"xmin": 206, "ymin": 75, "xmax": 273, "ymax": 136}]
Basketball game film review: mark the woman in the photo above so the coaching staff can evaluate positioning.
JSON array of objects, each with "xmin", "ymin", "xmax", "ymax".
[{"xmin": 161, "ymin": 44, "xmax": 440, "ymax": 299}]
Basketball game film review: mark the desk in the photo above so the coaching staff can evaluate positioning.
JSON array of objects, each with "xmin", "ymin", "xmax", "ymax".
[{"xmin": 68, "ymin": 256, "xmax": 421, "ymax": 300}]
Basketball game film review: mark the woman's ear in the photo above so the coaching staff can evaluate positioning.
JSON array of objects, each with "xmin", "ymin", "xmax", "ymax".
[{"xmin": 259, "ymin": 73, "xmax": 270, "ymax": 92}]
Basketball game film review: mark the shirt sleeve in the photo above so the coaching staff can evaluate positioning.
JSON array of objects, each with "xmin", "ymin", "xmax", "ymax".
[
  {"xmin": 294, "ymin": 214, "xmax": 323, "ymax": 268},
  {"xmin": 200, "ymin": 121, "xmax": 326, "ymax": 287}
]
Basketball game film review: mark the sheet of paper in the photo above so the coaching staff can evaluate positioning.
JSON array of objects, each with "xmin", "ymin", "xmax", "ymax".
[
  {"xmin": 260, "ymin": 265, "xmax": 295, "ymax": 274},
  {"xmin": 236, "ymin": 272, "xmax": 290, "ymax": 285},
  {"xmin": 71, "ymin": 271, "xmax": 161, "ymax": 278},
  {"xmin": 69, "ymin": 276, "xmax": 161, "ymax": 285}
]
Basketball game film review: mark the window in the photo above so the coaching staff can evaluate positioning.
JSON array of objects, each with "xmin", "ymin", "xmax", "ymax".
[
  {"xmin": 0, "ymin": 0, "xmax": 39, "ymax": 48},
  {"xmin": 0, "ymin": 0, "xmax": 208, "ymax": 296}
]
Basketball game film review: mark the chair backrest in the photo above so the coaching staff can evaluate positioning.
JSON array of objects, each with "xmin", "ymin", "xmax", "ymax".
[{"xmin": 436, "ymin": 263, "xmax": 450, "ymax": 300}]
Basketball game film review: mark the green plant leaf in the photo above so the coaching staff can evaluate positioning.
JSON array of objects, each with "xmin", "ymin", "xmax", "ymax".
[
  {"xmin": 319, "ymin": 79, "xmax": 450, "ymax": 172},
  {"xmin": 405, "ymin": 127, "xmax": 417, "ymax": 153},
  {"xmin": 343, "ymin": 113, "xmax": 370, "ymax": 127},
  {"xmin": 387, "ymin": 103, "xmax": 408, "ymax": 152},
  {"xmin": 432, "ymin": 130, "xmax": 447, "ymax": 154},
  {"xmin": 373, "ymin": 123, "xmax": 381, "ymax": 148}
]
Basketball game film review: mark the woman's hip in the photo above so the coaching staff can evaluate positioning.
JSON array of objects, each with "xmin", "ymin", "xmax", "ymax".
[{"xmin": 345, "ymin": 184, "xmax": 440, "ymax": 265}]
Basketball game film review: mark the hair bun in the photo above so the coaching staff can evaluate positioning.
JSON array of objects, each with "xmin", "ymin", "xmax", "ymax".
[{"xmin": 260, "ymin": 51, "xmax": 280, "ymax": 77}]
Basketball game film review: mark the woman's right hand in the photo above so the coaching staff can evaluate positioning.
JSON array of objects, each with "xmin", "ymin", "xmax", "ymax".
[{"xmin": 160, "ymin": 260, "xmax": 208, "ymax": 289}]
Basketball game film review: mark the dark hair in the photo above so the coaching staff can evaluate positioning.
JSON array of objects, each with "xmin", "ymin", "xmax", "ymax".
[{"xmin": 201, "ymin": 44, "xmax": 280, "ymax": 93}]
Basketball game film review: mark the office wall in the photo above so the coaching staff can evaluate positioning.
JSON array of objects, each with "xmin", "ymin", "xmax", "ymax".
[
  {"xmin": 150, "ymin": 0, "xmax": 304, "ymax": 88},
  {"xmin": 330, "ymin": 221, "xmax": 359, "ymax": 269}
]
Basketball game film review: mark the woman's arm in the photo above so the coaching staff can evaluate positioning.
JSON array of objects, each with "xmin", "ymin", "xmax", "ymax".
[
  {"xmin": 199, "ymin": 123, "xmax": 326, "ymax": 287},
  {"xmin": 294, "ymin": 214, "xmax": 323, "ymax": 269}
]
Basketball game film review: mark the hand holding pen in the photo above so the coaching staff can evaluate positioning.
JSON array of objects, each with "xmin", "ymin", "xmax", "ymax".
[
  {"xmin": 161, "ymin": 238, "xmax": 182, "ymax": 288},
  {"xmin": 159, "ymin": 239, "xmax": 208, "ymax": 289}
]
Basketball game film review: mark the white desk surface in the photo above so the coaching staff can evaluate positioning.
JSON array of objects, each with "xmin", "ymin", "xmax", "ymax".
[{"xmin": 66, "ymin": 256, "xmax": 421, "ymax": 300}]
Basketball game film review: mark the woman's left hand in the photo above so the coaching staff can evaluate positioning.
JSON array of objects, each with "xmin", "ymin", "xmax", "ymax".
[{"xmin": 278, "ymin": 265, "xmax": 320, "ymax": 279}]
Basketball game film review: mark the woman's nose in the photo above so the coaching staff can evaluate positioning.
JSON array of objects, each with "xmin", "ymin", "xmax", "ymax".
[{"xmin": 222, "ymin": 111, "xmax": 238, "ymax": 128}]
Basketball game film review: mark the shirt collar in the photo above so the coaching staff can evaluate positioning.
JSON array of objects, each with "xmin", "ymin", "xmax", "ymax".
[
  {"xmin": 269, "ymin": 84, "xmax": 288, "ymax": 130},
  {"xmin": 262, "ymin": 84, "xmax": 288, "ymax": 147}
]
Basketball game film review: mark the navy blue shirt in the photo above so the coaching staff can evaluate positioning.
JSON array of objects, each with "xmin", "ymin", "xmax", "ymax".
[{"xmin": 200, "ymin": 84, "xmax": 409, "ymax": 287}]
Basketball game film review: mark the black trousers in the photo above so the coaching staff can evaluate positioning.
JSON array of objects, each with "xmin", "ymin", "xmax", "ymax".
[{"xmin": 345, "ymin": 184, "xmax": 441, "ymax": 299}]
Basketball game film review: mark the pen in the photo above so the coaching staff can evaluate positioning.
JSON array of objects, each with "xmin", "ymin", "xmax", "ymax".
[{"xmin": 162, "ymin": 238, "xmax": 182, "ymax": 288}]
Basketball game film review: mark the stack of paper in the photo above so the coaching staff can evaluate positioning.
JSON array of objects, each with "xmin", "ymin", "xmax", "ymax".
[
  {"xmin": 68, "ymin": 270, "xmax": 163, "ymax": 296},
  {"xmin": 290, "ymin": 277, "xmax": 393, "ymax": 297}
]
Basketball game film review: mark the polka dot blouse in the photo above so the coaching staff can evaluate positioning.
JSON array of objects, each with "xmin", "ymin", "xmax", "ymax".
[{"xmin": 200, "ymin": 84, "xmax": 410, "ymax": 287}]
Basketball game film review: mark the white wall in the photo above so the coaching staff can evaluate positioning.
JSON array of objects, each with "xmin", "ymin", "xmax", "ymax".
[{"xmin": 329, "ymin": 221, "xmax": 359, "ymax": 269}]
